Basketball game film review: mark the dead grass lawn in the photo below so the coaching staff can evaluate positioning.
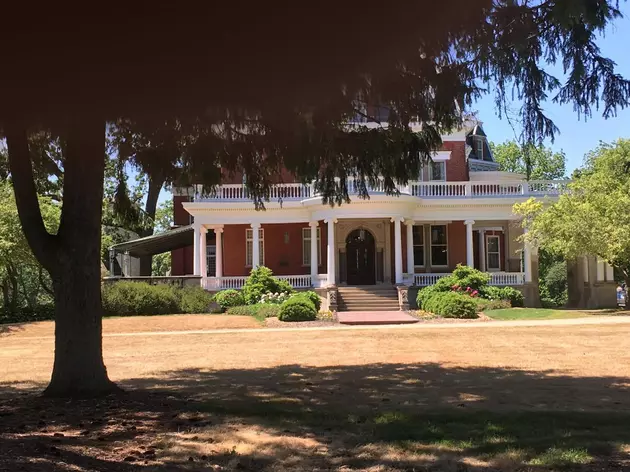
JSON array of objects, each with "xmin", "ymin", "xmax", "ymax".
[{"xmin": 1, "ymin": 320, "xmax": 630, "ymax": 471}]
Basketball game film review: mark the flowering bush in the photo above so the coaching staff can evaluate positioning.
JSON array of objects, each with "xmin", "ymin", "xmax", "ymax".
[
  {"xmin": 451, "ymin": 284, "xmax": 479, "ymax": 297},
  {"xmin": 259, "ymin": 291, "xmax": 291, "ymax": 304}
]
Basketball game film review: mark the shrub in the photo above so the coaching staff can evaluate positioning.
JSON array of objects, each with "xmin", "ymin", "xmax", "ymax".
[
  {"xmin": 421, "ymin": 291, "xmax": 477, "ymax": 319},
  {"xmin": 278, "ymin": 298, "xmax": 317, "ymax": 321},
  {"xmin": 241, "ymin": 266, "xmax": 294, "ymax": 305},
  {"xmin": 179, "ymin": 286, "xmax": 215, "ymax": 313},
  {"xmin": 293, "ymin": 291, "xmax": 321, "ymax": 311},
  {"xmin": 473, "ymin": 297, "xmax": 511, "ymax": 313},
  {"xmin": 102, "ymin": 281, "xmax": 180, "ymax": 316},
  {"xmin": 449, "ymin": 265, "xmax": 491, "ymax": 292},
  {"xmin": 480, "ymin": 285, "xmax": 504, "ymax": 301},
  {"xmin": 499, "ymin": 286, "xmax": 524, "ymax": 307},
  {"xmin": 226, "ymin": 303, "xmax": 281, "ymax": 318},
  {"xmin": 416, "ymin": 284, "xmax": 443, "ymax": 308},
  {"xmin": 214, "ymin": 289, "xmax": 245, "ymax": 311},
  {"xmin": 259, "ymin": 291, "xmax": 291, "ymax": 304}
]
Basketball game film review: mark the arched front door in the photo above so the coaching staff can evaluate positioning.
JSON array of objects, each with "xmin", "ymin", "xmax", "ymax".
[{"xmin": 346, "ymin": 229, "xmax": 376, "ymax": 285}]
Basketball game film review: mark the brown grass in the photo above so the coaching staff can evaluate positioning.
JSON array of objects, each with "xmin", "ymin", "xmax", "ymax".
[{"xmin": 1, "ymin": 317, "xmax": 630, "ymax": 470}]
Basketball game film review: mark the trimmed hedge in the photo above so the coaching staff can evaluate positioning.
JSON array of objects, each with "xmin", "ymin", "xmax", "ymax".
[
  {"xmin": 226, "ymin": 304, "xmax": 281, "ymax": 318},
  {"xmin": 473, "ymin": 297, "xmax": 511, "ymax": 313},
  {"xmin": 214, "ymin": 289, "xmax": 245, "ymax": 311},
  {"xmin": 499, "ymin": 286, "xmax": 524, "ymax": 307},
  {"xmin": 102, "ymin": 282, "xmax": 180, "ymax": 316},
  {"xmin": 422, "ymin": 291, "xmax": 477, "ymax": 319},
  {"xmin": 179, "ymin": 286, "xmax": 216, "ymax": 313},
  {"xmin": 293, "ymin": 291, "xmax": 321, "ymax": 311},
  {"xmin": 278, "ymin": 297, "xmax": 317, "ymax": 321}
]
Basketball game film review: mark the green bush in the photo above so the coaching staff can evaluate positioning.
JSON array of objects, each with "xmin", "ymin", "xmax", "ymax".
[
  {"xmin": 473, "ymin": 297, "xmax": 511, "ymax": 313},
  {"xmin": 179, "ymin": 286, "xmax": 215, "ymax": 313},
  {"xmin": 421, "ymin": 291, "xmax": 477, "ymax": 319},
  {"xmin": 416, "ymin": 284, "xmax": 443, "ymax": 308},
  {"xmin": 278, "ymin": 297, "xmax": 317, "ymax": 321},
  {"xmin": 226, "ymin": 303, "xmax": 281, "ymax": 318},
  {"xmin": 449, "ymin": 265, "xmax": 491, "ymax": 292},
  {"xmin": 293, "ymin": 291, "xmax": 321, "ymax": 311},
  {"xmin": 480, "ymin": 285, "xmax": 504, "ymax": 301},
  {"xmin": 241, "ymin": 266, "xmax": 294, "ymax": 305},
  {"xmin": 499, "ymin": 286, "xmax": 524, "ymax": 307},
  {"xmin": 102, "ymin": 281, "xmax": 180, "ymax": 316},
  {"xmin": 214, "ymin": 289, "xmax": 245, "ymax": 311},
  {"xmin": 0, "ymin": 305, "xmax": 55, "ymax": 324}
]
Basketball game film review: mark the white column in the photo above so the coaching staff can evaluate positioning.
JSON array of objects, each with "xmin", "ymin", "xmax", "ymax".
[
  {"xmin": 524, "ymin": 229, "xmax": 532, "ymax": 283},
  {"xmin": 405, "ymin": 220, "xmax": 414, "ymax": 280},
  {"xmin": 393, "ymin": 217, "xmax": 403, "ymax": 284},
  {"xmin": 215, "ymin": 227, "xmax": 223, "ymax": 277},
  {"xmin": 478, "ymin": 229, "xmax": 486, "ymax": 272},
  {"xmin": 200, "ymin": 226, "xmax": 208, "ymax": 277},
  {"xmin": 310, "ymin": 221, "xmax": 319, "ymax": 286},
  {"xmin": 465, "ymin": 220, "xmax": 475, "ymax": 267},
  {"xmin": 193, "ymin": 223, "xmax": 201, "ymax": 276},
  {"xmin": 325, "ymin": 219, "xmax": 337, "ymax": 286},
  {"xmin": 251, "ymin": 223, "xmax": 261, "ymax": 268}
]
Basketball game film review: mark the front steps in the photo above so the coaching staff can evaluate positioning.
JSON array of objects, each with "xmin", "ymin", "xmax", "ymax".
[{"xmin": 336, "ymin": 285, "xmax": 400, "ymax": 312}]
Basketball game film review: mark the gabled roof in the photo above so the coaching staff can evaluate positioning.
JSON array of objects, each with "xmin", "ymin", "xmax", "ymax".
[{"xmin": 466, "ymin": 123, "xmax": 494, "ymax": 162}]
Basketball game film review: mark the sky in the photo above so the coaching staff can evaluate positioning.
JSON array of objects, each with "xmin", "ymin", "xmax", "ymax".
[
  {"xmin": 474, "ymin": 7, "xmax": 630, "ymax": 174},
  {"xmin": 157, "ymin": 7, "xmax": 630, "ymax": 205}
]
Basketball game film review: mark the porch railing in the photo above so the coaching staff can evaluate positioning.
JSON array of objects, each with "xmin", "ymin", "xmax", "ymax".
[
  {"xmin": 203, "ymin": 274, "xmax": 313, "ymax": 290},
  {"xmin": 414, "ymin": 272, "xmax": 525, "ymax": 287},
  {"xmin": 195, "ymin": 180, "xmax": 569, "ymax": 202}
]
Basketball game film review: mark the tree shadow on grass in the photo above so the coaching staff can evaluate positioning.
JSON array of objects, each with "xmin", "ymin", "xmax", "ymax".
[{"xmin": 1, "ymin": 363, "xmax": 630, "ymax": 470}]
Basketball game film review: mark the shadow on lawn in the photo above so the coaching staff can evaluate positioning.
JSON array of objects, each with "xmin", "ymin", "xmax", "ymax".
[{"xmin": 1, "ymin": 363, "xmax": 630, "ymax": 471}]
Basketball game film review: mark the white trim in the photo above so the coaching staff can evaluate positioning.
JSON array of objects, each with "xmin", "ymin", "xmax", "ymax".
[
  {"xmin": 431, "ymin": 151, "xmax": 452, "ymax": 161},
  {"xmin": 301, "ymin": 226, "xmax": 321, "ymax": 266},
  {"xmin": 412, "ymin": 224, "xmax": 425, "ymax": 268},
  {"xmin": 245, "ymin": 227, "xmax": 265, "ymax": 267}
]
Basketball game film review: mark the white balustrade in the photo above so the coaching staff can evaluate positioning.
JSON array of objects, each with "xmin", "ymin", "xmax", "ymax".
[
  {"xmin": 195, "ymin": 180, "xmax": 570, "ymax": 202},
  {"xmin": 411, "ymin": 182, "xmax": 467, "ymax": 197},
  {"xmin": 413, "ymin": 272, "xmax": 525, "ymax": 287},
  {"xmin": 204, "ymin": 274, "xmax": 312, "ymax": 290},
  {"xmin": 413, "ymin": 273, "xmax": 451, "ymax": 286},
  {"xmin": 489, "ymin": 272, "xmax": 525, "ymax": 286},
  {"xmin": 276, "ymin": 275, "xmax": 312, "ymax": 288},
  {"xmin": 315, "ymin": 274, "xmax": 328, "ymax": 288}
]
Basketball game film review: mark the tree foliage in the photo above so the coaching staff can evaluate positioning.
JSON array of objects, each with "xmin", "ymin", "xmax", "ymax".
[
  {"xmin": 515, "ymin": 139, "xmax": 630, "ymax": 284},
  {"xmin": 490, "ymin": 140, "xmax": 567, "ymax": 180}
]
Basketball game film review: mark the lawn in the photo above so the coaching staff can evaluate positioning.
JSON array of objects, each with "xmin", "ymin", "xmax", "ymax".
[
  {"xmin": 486, "ymin": 307, "xmax": 628, "ymax": 320},
  {"xmin": 1, "ymin": 317, "xmax": 630, "ymax": 470}
]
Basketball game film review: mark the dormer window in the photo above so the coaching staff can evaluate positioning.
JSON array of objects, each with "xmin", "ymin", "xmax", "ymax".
[{"xmin": 475, "ymin": 136, "xmax": 485, "ymax": 160}]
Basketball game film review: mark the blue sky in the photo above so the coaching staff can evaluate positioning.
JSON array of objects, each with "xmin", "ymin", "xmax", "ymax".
[{"xmin": 474, "ymin": 6, "xmax": 630, "ymax": 174}]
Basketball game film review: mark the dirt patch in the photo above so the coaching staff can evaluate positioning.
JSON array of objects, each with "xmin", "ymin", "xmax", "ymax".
[
  {"xmin": 1, "ymin": 314, "xmax": 262, "ymax": 339},
  {"xmin": 2, "ymin": 322, "xmax": 630, "ymax": 470}
]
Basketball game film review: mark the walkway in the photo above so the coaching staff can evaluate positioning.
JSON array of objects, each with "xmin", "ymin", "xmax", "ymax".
[{"xmin": 336, "ymin": 310, "xmax": 418, "ymax": 325}]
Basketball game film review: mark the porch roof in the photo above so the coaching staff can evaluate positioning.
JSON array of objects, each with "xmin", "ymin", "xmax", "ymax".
[{"xmin": 109, "ymin": 225, "xmax": 194, "ymax": 257}]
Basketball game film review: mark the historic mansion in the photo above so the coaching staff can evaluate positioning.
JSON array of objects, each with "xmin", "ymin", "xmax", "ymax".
[{"xmin": 109, "ymin": 120, "xmax": 617, "ymax": 310}]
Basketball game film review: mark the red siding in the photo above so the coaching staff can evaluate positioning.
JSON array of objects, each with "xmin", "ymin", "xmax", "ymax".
[
  {"xmin": 447, "ymin": 221, "xmax": 467, "ymax": 270},
  {"xmin": 443, "ymin": 141, "xmax": 468, "ymax": 181},
  {"xmin": 173, "ymin": 195, "xmax": 191, "ymax": 226}
]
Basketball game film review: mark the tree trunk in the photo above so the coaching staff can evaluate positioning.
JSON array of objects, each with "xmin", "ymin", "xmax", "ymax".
[
  {"xmin": 7, "ymin": 116, "xmax": 118, "ymax": 397},
  {"xmin": 138, "ymin": 173, "xmax": 163, "ymax": 276}
]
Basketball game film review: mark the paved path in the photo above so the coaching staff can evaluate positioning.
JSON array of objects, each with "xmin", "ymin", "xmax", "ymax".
[
  {"xmin": 336, "ymin": 310, "xmax": 419, "ymax": 325},
  {"xmin": 12, "ymin": 315, "xmax": 630, "ymax": 340}
]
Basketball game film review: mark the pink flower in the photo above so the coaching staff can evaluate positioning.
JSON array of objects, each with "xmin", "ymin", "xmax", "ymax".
[
  {"xmin": 466, "ymin": 287, "xmax": 471, "ymax": 292},
  {"xmin": 471, "ymin": 290, "xmax": 479, "ymax": 297}
]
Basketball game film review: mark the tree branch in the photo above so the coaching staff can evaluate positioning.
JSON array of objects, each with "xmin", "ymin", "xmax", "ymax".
[{"xmin": 5, "ymin": 122, "xmax": 58, "ymax": 273}]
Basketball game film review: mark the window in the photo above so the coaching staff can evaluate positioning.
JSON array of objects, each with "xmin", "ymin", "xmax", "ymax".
[
  {"xmin": 302, "ymin": 227, "xmax": 321, "ymax": 266},
  {"xmin": 475, "ymin": 136, "xmax": 485, "ymax": 160},
  {"xmin": 245, "ymin": 228, "xmax": 265, "ymax": 266},
  {"xmin": 429, "ymin": 161, "xmax": 446, "ymax": 181},
  {"xmin": 430, "ymin": 225, "xmax": 448, "ymax": 267},
  {"xmin": 206, "ymin": 244, "xmax": 216, "ymax": 277},
  {"xmin": 486, "ymin": 235, "xmax": 501, "ymax": 271},
  {"xmin": 412, "ymin": 225, "xmax": 425, "ymax": 267}
]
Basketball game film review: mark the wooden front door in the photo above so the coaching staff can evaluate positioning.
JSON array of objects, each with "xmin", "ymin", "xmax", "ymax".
[{"xmin": 346, "ymin": 229, "xmax": 376, "ymax": 285}]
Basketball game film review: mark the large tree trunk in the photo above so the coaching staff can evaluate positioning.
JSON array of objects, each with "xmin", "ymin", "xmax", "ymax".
[
  {"xmin": 138, "ymin": 173, "xmax": 163, "ymax": 276},
  {"xmin": 7, "ymin": 116, "xmax": 118, "ymax": 397}
]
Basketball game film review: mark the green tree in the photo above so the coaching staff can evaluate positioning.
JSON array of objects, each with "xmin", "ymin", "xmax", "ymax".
[
  {"xmin": 490, "ymin": 140, "xmax": 567, "ymax": 180},
  {"xmin": 0, "ymin": 182, "xmax": 60, "ymax": 317},
  {"xmin": 3, "ymin": 3, "xmax": 630, "ymax": 396},
  {"xmin": 515, "ymin": 139, "xmax": 630, "ymax": 287},
  {"xmin": 151, "ymin": 199, "xmax": 174, "ymax": 276}
]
